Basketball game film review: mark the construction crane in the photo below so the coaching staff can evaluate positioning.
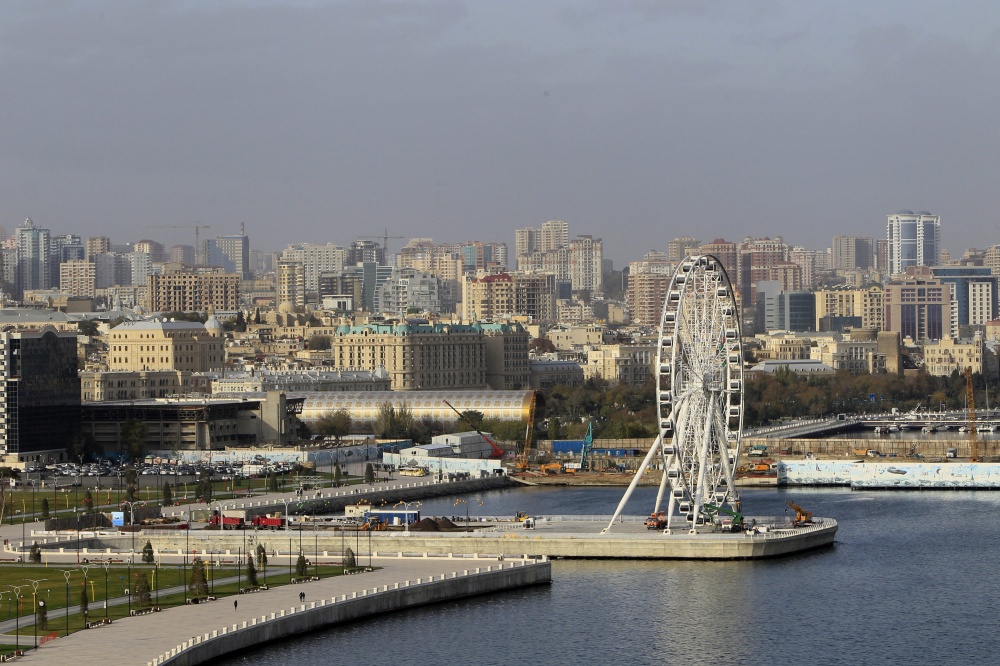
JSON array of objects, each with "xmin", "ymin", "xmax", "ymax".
[
  {"xmin": 441, "ymin": 399, "xmax": 505, "ymax": 459},
  {"xmin": 358, "ymin": 228, "xmax": 405, "ymax": 257},
  {"xmin": 155, "ymin": 224, "xmax": 211, "ymax": 264},
  {"xmin": 966, "ymin": 366, "xmax": 978, "ymax": 462},
  {"xmin": 580, "ymin": 421, "xmax": 594, "ymax": 472},
  {"xmin": 784, "ymin": 500, "xmax": 813, "ymax": 525},
  {"xmin": 515, "ymin": 391, "xmax": 537, "ymax": 472}
]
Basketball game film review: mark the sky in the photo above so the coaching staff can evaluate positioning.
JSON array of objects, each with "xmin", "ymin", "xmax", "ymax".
[{"xmin": 1, "ymin": 0, "xmax": 999, "ymax": 266}]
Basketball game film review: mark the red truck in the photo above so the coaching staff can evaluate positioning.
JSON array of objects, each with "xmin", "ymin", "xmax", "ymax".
[
  {"xmin": 251, "ymin": 514, "xmax": 286, "ymax": 530},
  {"xmin": 210, "ymin": 510, "xmax": 247, "ymax": 529}
]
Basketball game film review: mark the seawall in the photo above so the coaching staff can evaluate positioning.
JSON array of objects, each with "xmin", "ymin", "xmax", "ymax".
[{"xmin": 150, "ymin": 557, "xmax": 551, "ymax": 666}]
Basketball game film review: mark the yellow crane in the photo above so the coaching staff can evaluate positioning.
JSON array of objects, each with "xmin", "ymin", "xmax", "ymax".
[
  {"xmin": 516, "ymin": 391, "xmax": 537, "ymax": 472},
  {"xmin": 966, "ymin": 366, "xmax": 978, "ymax": 462}
]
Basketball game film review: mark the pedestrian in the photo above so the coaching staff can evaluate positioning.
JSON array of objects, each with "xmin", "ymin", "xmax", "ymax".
[
  {"xmin": 234, "ymin": 600, "xmax": 238, "ymax": 611},
  {"xmin": 299, "ymin": 592, "xmax": 305, "ymax": 603}
]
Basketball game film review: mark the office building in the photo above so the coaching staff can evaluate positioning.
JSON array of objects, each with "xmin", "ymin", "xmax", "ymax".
[
  {"xmin": 884, "ymin": 275, "xmax": 953, "ymax": 342},
  {"xmin": 0, "ymin": 328, "xmax": 80, "ymax": 463},
  {"xmin": 832, "ymin": 236, "xmax": 874, "ymax": 271},
  {"xmin": 206, "ymin": 233, "xmax": 251, "ymax": 279},
  {"xmin": 887, "ymin": 211, "xmax": 940, "ymax": 275},
  {"xmin": 15, "ymin": 218, "xmax": 51, "ymax": 297}
]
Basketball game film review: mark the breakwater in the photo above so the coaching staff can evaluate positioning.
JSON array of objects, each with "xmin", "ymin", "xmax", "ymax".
[{"xmin": 779, "ymin": 460, "xmax": 1000, "ymax": 488}]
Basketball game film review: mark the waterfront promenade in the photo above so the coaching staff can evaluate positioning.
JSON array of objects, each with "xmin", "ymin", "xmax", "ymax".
[{"xmin": 14, "ymin": 553, "xmax": 548, "ymax": 665}]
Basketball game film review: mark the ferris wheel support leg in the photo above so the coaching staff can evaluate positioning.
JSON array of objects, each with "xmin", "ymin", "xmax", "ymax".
[
  {"xmin": 690, "ymin": 396, "xmax": 716, "ymax": 534},
  {"xmin": 601, "ymin": 433, "xmax": 662, "ymax": 534},
  {"xmin": 653, "ymin": 455, "xmax": 670, "ymax": 514}
]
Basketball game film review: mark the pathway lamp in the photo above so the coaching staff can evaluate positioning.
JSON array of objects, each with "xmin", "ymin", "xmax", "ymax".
[
  {"xmin": 59, "ymin": 569, "xmax": 76, "ymax": 637},
  {"xmin": 26, "ymin": 578, "xmax": 46, "ymax": 649},
  {"xmin": 9, "ymin": 585, "xmax": 26, "ymax": 656}
]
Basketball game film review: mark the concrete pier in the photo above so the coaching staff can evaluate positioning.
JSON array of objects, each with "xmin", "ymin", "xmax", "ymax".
[{"xmin": 18, "ymin": 554, "xmax": 551, "ymax": 666}]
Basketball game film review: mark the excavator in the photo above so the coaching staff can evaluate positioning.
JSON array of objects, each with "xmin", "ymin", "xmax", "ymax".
[
  {"xmin": 702, "ymin": 502, "xmax": 745, "ymax": 531},
  {"xmin": 565, "ymin": 422, "xmax": 594, "ymax": 474},
  {"xmin": 785, "ymin": 500, "xmax": 813, "ymax": 526}
]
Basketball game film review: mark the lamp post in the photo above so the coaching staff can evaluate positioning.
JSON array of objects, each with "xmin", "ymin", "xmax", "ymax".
[
  {"xmin": 10, "ymin": 585, "xmax": 26, "ymax": 656},
  {"xmin": 394, "ymin": 500, "xmax": 421, "ymax": 536},
  {"xmin": 20, "ymin": 499, "xmax": 25, "ymax": 565},
  {"xmin": 120, "ymin": 500, "xmax": 145, "ymax": 616},
  {"xmin": 26, "ymin": 578, "xmax": 46, "ymax": 649},
  {"xmin": 59, "ymin": 569, "xmax": 75, "ymax": 637},
  {"xmin": 81, "ymin": 565, "xmax": 91, "ymax": 627},
  {"xmin": 102, "ymin": 561, "xmax": 110, "ymax": 620}
]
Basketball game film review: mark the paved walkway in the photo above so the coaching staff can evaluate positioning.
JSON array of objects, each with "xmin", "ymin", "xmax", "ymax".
[{"xmin": 16, "ymin": 555, "xmax": 504, "ymax": 665}]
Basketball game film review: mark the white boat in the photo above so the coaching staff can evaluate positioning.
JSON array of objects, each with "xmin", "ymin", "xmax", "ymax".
[
  {"xmin": 981, "ymin": 423, "xmax": 996, "ymax": 433},
  {"xmin": 922, "ymin": 425, "xmax": 937, "ymax": 433},
  {"xmin": 889, "ymin": 425, "xmax": 900, "ymax": 433}
]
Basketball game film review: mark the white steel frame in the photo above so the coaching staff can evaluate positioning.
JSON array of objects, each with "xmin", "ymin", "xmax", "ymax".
[{"xmin": 603, "ymin": 254, "xmax": 744, "ymax": 534}]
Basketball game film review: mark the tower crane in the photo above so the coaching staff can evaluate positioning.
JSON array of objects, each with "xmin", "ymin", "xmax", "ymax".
[
  {"xmin": 358, "ymin": 228, "xmax": 405, "ymax": 257},
  {"xmin": 154, "ymin": 224, "xmax": 212, "ymax": 265}
]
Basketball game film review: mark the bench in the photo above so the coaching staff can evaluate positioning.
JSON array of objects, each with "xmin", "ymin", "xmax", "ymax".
[
  {"xmin": 129, "ymin": 608, "xmax": 155, "ymax": 617},
  {"xmin": 86, "ymin": 618, "xmax": 113, "ymax": 629}
]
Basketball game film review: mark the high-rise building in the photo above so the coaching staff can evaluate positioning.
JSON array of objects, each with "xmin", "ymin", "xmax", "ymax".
[
  {"xmin": 15, "ymin": 218, "xmax": 51, "ymax": 297},
  {"xmin": 169, "ymin": 245, "xmax": 195, "ymax": 266},
  {"xmin": 737, "ymin": 236, "xmax": 789, "ymax": 304},
  {"xmin": 668, "ymin": 237, "xmax": 702, "ymax": 262},
  {"xmin": 59, "ymin": 259, "xmax": 97, "ymax": 297},
  {"xmin": 279, "ymin": 243, "xmax": 345, "ymax": 293},
  {"xmin": 568, "ymin": 235, "xmax": 603, "ymax": 292},
  {"xmin": 926, "ymin": 266, "xmax": 998, "ymax": 327},
  {"xmin": 461, "ymin": 272, "xmax": 556, "ymax": 322},
  {"xmin": 884, "ymin": 275, "xmax": 953, "ymax": 342},
  {"xmin": 0, "ymin": 328, "xmax": 80, "ymax": 463},
  {"xmin": 347, "ymin": 240, "xmax": 385, "ymax": 267},
  {"xmin": 539, "ymin": 220, "xmax": 569, "ymax": 252},
  {"xmin": 206, "ymin": 233, "xmax": 251, "ymax": 279},
  {"xmin": 627, "ymin": 272, "xmax": 671, "ymax": 325},
  {"xmin": 887, "ymin": 211, "xmax": 940, "ymax": 275},
  {"xmin": 86, "ymin": 236, "xmax": 111, "ymax": 259},
  {"xmin": 145, "ymin": 271, "xmax": 241, "ymax": 313},
  {"xmin": 698, "ymin": 239, "xmax": 738, "ymax": 283},
  {"xmin": 832, "ymin": 236, "xmax": 874, "ymax": 271},
  {"xmin": 276, "ymin": 260, "xmax": 306, "ymax": 308},
  {"xmin": 814, "ymin": 284, "xmax": 885, "ymax": 332},
  {"xmin": 134, "ymin": 239, "xmax": 166, "ymax": 263},
  {"xmin": 375, "ymin": 268, "xmax": 441, "ymax": 316}
]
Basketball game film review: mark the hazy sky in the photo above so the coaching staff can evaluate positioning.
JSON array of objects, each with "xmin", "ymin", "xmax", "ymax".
[{"xmin": 2, "ymin": 1, "xmax": 999, "ymax": 265}]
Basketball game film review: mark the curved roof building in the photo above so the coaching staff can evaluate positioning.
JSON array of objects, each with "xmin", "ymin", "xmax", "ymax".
[{"xmin": 297, "ymin": 390, "xmax": 537, "ymax": 424}]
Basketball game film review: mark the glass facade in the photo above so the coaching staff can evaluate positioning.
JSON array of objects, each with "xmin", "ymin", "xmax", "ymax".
[{"xmin": 0, "ymin": 330, "xmax": 80, "ymax": 457}]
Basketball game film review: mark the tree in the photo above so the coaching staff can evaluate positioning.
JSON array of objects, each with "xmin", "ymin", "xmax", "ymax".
[
  {"xmin": 315, "ymin": 409, "xmax": 352, "ymax": 443},
  {"xmin": 41, "ymin": 497, "xmax": 50, "ymax": 520},
  {"xmin": 306, "ymin": 334, "xmax": 332, "ymax": 350},
  {"xmin": 80, "ymin": 584, "xmax": 89, "ymax": 617},
  {"xmin": 142, "ymin": 540, "xmax": 155, "ymax": 564},
  {"xmin": 161, "ymin": 483, "xmax": 173, "ymax": 507},
  {"xmin": 134, "ymin": 572, "xmax": 152, "ymax": 609},
  {"xmin": 374, "ymin": 402, "xmax": 414, "ymax": 440},
  {"xmin": 246, "ymin": 557, "xmax": 259, "ymax": 587},
  {"xmin": 364, "ymin": 463, "xmax": 375, "ymax": 484},
  {"xmin": 548, "ymin": 416, "xmax": 565, "ymax": 441},
  {"xmin": 189, "ymin": 557, "xmax": 209, "ymax": 598},
  {"xmin": 77, "ymin": 319, "xmax": 100, "ymax": 337},
  {"xmin": 459, "ymin": 410, "xmax": 485, "ymax": 430},
  {"xmin": 82, "ymin": 489, "xmax": 94, "ymax": 513},
  {"xmin": 256, "ymin": 543, "xmax": 268, "ymax": 572},
  {"xmin": 235, "ymin": 310, "xmax": 247, "ymax": 333},
  {"xmin": 267, "ymin": 473, "xmax": 279, "ymax": 492},
  {"xmin": 333, "ymin": 464, "xmax": 342, "ymax": 487},
  {"xmin": 295, "ymin": 552, "xmax": 308, "ymax": 577},
  {"xmin": 120, "ymin": 420, "xmax": 148, "ymax": 463},
  {"xmin": 197, "ymin": 477, "xmax": 214, "ymax": 503},
  {"xmin": 529, "ymin": 337, "xmax": 557, "ymax": 354},
  {"xmin": 253, "ymin": 307, "xmax": 261, "ymax": 325},
  {"xmin": 68, "ymin": 431, "xmax": 102, "ymax": 464},
  {"xmin": 343, "ymin": 546, "xmax": 356, "ymax": 569},
  {"xmin": 29, "ymin": 542, "xmax": 41, "ymax": 563}
]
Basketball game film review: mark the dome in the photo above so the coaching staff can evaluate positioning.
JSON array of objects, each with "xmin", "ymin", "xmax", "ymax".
[
  {"xmin": 278, "ymin": 301, "xmax": 296, "ymax": 314},
  {"xmin": 896, "ymin": 210, "xmax": 914, "ymax": 215},
  {"xmin": 205, "ymin": 315, "xmax": 224, "ymax": 332},
  {"xmin": 915, "ymin": 210, "xmax": 932, "ymax": 216}
]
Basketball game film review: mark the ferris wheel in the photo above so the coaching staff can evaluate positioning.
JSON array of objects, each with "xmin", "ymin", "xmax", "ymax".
[{"xmin": 604, "ymin": 254, "xmax": 744, "ymax": 534}]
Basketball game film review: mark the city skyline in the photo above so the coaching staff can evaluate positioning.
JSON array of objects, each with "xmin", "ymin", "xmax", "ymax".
[{"xmin": 1, "ymin": 2, "xmax": 999, "ymax": 262}]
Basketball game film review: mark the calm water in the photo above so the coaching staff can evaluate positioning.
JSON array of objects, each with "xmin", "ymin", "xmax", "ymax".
[{"xmin": 219, "ymin": 487, "xmax": 1000, "ymax": 666}]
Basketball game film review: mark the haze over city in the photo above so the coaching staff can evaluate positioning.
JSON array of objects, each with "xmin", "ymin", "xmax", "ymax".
[{"xmin": 2, "ymin": 1, "xmax": 999, "ymax": 263}]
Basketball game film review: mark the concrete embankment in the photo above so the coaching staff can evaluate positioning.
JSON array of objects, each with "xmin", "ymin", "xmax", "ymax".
[
  {"xmin": 18, "ymin": 554, "xmax": 550, "ymax": 666},
  {"xmin": 171, "ymin": 475, "xmax": 515, "ymax": 522},
  {"xmin": 150, "ymin": 558, "xmax": 550, "ymax": 666}
]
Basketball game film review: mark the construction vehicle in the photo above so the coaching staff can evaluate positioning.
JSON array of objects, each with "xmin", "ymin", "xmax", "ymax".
[
  {"xmin": 703, "ymin": 503, "xmax": 745, "ymax": 531},
  {"xmin": 645, "ymin": 511, "xmax": 667, "ymax": 530},
  {"xmin": 540, "ymin": 462, "xmax": 564, "ymax": 474},
  {"xmin": 579, "ymin": 421, "xmax": 594, "ymax": 471},
  {"xmin": 966, "ymin": 366, "xmax": 979, "ymax": 462},
  {"xmin": 785, "ymin": 500, "xmax": 813, "ymax": 525},
  {"xmin": 514, "ymin": 391, "xmax": 538, "ymax": 472},
  {"xmin": 514, "ymin": 511, "xmax": 532, "ymax": 522},
  {"xmin": 251, "ymin": 514, "xmax": 286, "ymax": 530},
  {"xmin": 442, "ymin": 399, "xmax": 505, "ymax": 459},
  {"xmin": 210, "ymin": 510, "xmax": 247, "ymax": 529}
]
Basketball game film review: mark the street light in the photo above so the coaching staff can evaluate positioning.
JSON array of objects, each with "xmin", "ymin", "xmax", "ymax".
[
  {"xmin": 394, "ymin": 500, "xmax": 421, "ymax": 535},
  {"xmin": 80, "ymin": 565, "xmax": 91, "ymax": 627},
  {"xmin": 102, "ymin": 561, "xmax": 111, "ymax": 620},
  {"xmin": 59, "ymin": 569, "xmax": 76, "ymax": 637},
  {"xmin": 25, "ymin": 578, "xmax": 46, "ymax": 649},
  {"xmin": 9, "ymin": 585, "xmax": 26, "ymax": 656},
  {"xmin": 120, "ymin": 500, "xmax": 145, "ymax": 616}
]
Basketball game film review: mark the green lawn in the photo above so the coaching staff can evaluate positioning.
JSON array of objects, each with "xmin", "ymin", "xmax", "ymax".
[{"xmin": 1, "ymin": 563, "xmax": 349, "ymax": 642}]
